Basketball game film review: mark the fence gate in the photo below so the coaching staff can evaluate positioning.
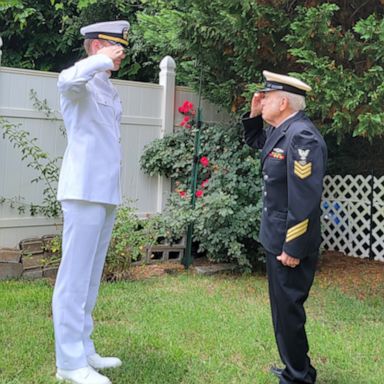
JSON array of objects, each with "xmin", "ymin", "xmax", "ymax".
[{"xmin": 321, "ymin": 174, "xmax": 384, "ymax": 262}]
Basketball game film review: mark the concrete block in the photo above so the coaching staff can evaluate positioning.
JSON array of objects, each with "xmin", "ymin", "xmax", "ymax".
[
  {"xmin": 43, "ymin": 267, "xmax": 58, "ymax": 279},
  {"xmin": 19, "ymin": 238, "xmax": 44, "ymax": 255},
  {"xmin": 22, "ymin": 254, "xmax": 45, "ymax": 269},
  {"xmin": 0, "ymin": 248, "xmax": 21, "ymax": 263},
  {"xmin": 0, "ymin": 262, "xmax": 23, "ymax": 280},
  {"xmin": 42, "ymin": 234, "xmax": 60, "ymax": 251},
  {"xmin": 147, "ymin": 246, "xmax": 184, "ymax": 263},
  {"xmin": 194, "ymin": 263, "xmax": 236, "ymax": 275},
  {"xmin": 22, "ymin": 267, "xmax": 43, "ymax": 279}
]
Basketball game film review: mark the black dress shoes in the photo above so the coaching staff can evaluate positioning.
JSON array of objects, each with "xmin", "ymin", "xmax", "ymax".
[{"xmin": 269, "ymin": 366, "xmax": 284, "ymax": 378}]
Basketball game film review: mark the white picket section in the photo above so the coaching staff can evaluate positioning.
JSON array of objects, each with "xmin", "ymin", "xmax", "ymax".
[{"xmin": 321, "ymin": 175, "xmax": 384, "ymax": 262}]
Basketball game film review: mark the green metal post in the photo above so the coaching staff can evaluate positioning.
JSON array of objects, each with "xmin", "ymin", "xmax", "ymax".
[{"xmin": 182, "ymin": 106, "xmax": 203, "ymax": 268}]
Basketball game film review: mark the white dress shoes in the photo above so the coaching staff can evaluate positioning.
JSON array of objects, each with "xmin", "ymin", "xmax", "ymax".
[
  {"xmin": 87, "ymin": 353, "xmax": 122, "ymax": 369},
  {"xmin": 56, "ymin": 366, "xmax": 111, "ymax": 384}
]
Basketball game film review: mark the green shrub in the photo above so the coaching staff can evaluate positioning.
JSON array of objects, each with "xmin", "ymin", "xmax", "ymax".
[
  {"xmin": 141, "ymin": 109, "xmax": 264, "ymax": 270},
  {"xmin": 104, "ymin": 204, "xmax": 164, "ymax": 280}
]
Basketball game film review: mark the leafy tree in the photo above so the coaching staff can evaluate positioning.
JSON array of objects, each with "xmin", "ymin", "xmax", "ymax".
[
  {"xmin": 285, "ymin": 3, "xmax": 384, "ymax": 139},
  {"xmin": 2, "ymin": 0, "xmax": 384, "ymax": 165},
  {"xmin": 3, "ymin": 0, "xmax": 384, "ymax": 140},
  {"xmin": 0, "ymin": 0, "xmax": 158, "ymax": 80},
  {"xmin": 137, "ymin": 0, "xmax": 290, "ymax": 111},
  {"xmin": 136, "ymin": 0, "xmax": 384, "ymax": 141}
]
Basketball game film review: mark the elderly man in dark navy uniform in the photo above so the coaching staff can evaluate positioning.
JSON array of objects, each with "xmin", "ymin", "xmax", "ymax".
[{"xmin": 243, "ymin": 71, "xmax": 327, "ymax": 384}]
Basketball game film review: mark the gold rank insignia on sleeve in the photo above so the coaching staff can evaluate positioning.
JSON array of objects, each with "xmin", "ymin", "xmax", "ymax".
[
  {"xmin": 286, "ymin": 219, "xmax": 309, "ymax": 242},
  {"xmin": 294, "ymin": 148, "xmax": 312, "ymax": 179}
]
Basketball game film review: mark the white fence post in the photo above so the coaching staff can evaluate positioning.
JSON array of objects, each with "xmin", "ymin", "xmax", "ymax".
[
  {"xmin": 156, "ymin": 56, "xmax": 176, "ymax": 212},
  {"xmin": 0, "ymin": 36, "xmax": 3, "ymax": 67}
]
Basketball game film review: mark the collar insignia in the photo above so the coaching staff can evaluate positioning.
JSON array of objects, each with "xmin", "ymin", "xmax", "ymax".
[{"xmin": 122, "ymin": 27, "xmax": 129, "ymax": 41}]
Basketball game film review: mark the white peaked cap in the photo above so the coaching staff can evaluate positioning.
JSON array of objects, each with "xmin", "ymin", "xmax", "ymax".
[
  {"xmin": 259, "ymin": 70, "xmax": 312, "ymax": 96},
  {"xmin": 80, "ymin": 20, "xmax": 130, "ymax": 46}
]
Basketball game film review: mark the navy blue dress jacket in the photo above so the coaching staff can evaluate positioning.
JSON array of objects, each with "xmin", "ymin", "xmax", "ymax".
[{"xmin": 243, "ymin": 111, "xmax": 327, "ymax": 259}]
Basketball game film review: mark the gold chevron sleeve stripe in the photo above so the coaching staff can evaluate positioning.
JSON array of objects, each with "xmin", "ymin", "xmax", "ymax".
[
  {"xmin": 286, "ymin": 219, "xmax": 309, "ymax": 242},
  {"xmin": 294, "ymin": 161, "xmax": 312, "ymax": 179},
  {"xmin": 295, "ymin": 168, "xmax": 312, "ymax": 179}
]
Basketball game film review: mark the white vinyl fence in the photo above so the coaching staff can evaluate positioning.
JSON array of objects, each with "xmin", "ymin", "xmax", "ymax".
[
  {"xmin": 321, "ymin": 174, "xmax": 384, "ymax": 262},
  {"xmin": 0, "ymin": 52, "xmax": 229, "ymax": 247}
]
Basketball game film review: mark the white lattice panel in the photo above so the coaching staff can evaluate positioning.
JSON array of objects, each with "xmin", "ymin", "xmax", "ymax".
[
  {"xmin": 347, "ymin": 201, "xmax": 371, "ymax": 258},
  {"xmin": 321, "ymin": 175, "xmax": 384, "ymax": 262},
  {"xmin": 323, "ymin": 175, "xmax": 372, "ymax": 202},
  {"xmin": 373, "ymin": 176, "xmax": 384, "ymax": 203},
  {"xmin": 321, "ymin": 200, "xmax": 349, "ymax": 253},
  {"xmin": 372, "ymin": 202, "xmax": 384, "ymax": 262}
]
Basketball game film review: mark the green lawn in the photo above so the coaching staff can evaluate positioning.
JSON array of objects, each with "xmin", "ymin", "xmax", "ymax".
[{"xmin": 0, "ymin": 272, "xmax": 383, "ymax": 384}]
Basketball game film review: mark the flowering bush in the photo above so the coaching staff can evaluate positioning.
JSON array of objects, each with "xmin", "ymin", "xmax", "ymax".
[{"xmin": 140, "ymin": 102, "xmax": 264, "ymax": 270}]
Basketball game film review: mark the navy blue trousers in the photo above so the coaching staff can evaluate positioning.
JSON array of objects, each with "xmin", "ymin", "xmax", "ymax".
[{"xmin": 266, "ymin": 251, "xmax": 318, "ymax": 384}]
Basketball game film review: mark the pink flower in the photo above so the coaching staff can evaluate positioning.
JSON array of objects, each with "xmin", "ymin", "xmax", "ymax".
[
  {"xmin": 195, "ymin": 190, "xmax": 204, "ymax": 198},
  {"xmin": 201, "ymin": 179, "xmax": 209, "ymax": 188},
  {"xmin": 200, "ymin": 156, "xmax": 209, "ymax": 167}
]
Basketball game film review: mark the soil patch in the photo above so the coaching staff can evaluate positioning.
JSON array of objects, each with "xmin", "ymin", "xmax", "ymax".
[
  {"xmin": 126, "ymin": 251, "xmax": 384, "ymax": 299},
  {"xmin": 317, "ymin": 251, "xmax": 384, "ymax": 299}
]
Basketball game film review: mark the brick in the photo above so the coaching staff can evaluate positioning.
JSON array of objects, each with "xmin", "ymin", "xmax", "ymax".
[
  {"xmin": 0, "ymin": 262, "xmax": 23, "ymax": 280},
  {"xmin": 19, "ymin": 238, "xmax": 44, "ymax": 255},
  {"xmin": 0, "ymin": 248, "xmax": 21, "ymax": 263}
]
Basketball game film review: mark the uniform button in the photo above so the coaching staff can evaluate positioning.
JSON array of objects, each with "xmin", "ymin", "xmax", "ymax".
[
  {"xmin": 264, "ymin": 191, "xmax": 267, "ymax": 196},
  {"xmin": 263, "ymin": 174, "xmax": 269, "ymax": 180},
  {"xmin": 264, "ymin": 207, "xmax": 268, "ymax": 212}
]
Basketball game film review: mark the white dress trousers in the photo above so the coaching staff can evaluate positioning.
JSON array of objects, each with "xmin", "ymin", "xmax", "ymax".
[{"xmin": 52, "ymin": 200, "xmax": 116, "ymax": 369}]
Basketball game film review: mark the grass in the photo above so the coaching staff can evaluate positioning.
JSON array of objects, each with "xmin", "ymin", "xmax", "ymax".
[{"xmin": 0, "ymin": 272, "xmax": 383, "ymax": 384}]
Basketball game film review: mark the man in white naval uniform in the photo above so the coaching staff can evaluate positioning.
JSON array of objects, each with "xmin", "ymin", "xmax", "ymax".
[{"xmin": 52, "ymin": 20, "xmax": 129, "ymax": 384}]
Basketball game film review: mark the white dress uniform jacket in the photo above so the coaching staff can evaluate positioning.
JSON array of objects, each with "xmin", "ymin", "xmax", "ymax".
[{"xmin": 57, "ymin": 54, "xmax": 122, "ymax": 205}]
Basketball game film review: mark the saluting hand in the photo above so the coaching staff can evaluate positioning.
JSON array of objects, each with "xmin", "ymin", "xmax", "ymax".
[
  {"xmin": 97, "ymin": 45, "xmax": 125, "ymax": 61},
  {"xmin": 277, "ymin": 251, "xmax": 301, "ymax": 268},
  {"xmin": 250, "ymin": 92, "xmax": 264, "ymax": 118}
]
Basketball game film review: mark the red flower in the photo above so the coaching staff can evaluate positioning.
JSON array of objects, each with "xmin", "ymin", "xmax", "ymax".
[
  {"xmin": 201, "ymin": 179, "xmax": 209, "ymax": 188},
  {"xmin": 178, "ymin": 100, "xmax": 194, "ymax": 114},
  {"xmin": 178, "ymin": 191, "xmax": 186, "ymax": 198},
  {"xmin": 180, "ymin": 115, "xmax": 190, "ymax": 127},
  {"xmin": 195, "ymin": 190, "xmax": 204, "ymax": 198},
  {"xmin": 200, "ymin": 156, "xmax": 209, "ymax": 167}
]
